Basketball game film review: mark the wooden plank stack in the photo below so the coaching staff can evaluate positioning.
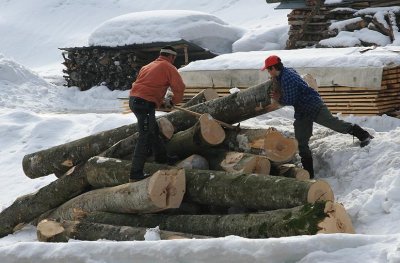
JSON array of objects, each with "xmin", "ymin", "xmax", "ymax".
[
  {"xmin": 319, "ymin": 66, "xmax": 400, "ymax": 115},
  {"xmin": 286, "ymin": 0, "xmax": 400, "ymax": 49}
]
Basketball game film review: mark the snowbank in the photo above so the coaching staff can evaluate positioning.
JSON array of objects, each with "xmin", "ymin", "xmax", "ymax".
[{"xmin": 88, "ymin": 10, "xmax": 245, "ymax": 54}]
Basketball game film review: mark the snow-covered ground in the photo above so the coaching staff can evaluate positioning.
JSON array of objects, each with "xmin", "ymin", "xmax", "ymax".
[{"xmin": 1, "ymin": 0, "xmax": 400, "ymax": 262}]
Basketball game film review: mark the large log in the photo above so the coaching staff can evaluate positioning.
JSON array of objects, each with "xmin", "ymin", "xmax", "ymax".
[
  {"xmin": 44, "ymin": 169, "xmax": 185, "ymax": 221},
  {"xmin": 37, "ymin": 219, "xmax": 209, "ymax": 242},
  {"xmin": 22, "ymin": 80, "xmax": 272, "ymax": 179},
  {"xmin": 82, "ymin": 201, "xmax": 354, "ymax": 238},
  {"xmin": 166, "ymin": 113, "xmax": 225, "ymax": 159},
  {"xmin": 84, "ymin": 157, "xmax": 334, "ymax": 210},
  {"xmin": 0, "ymin": 164, "xmax": 90, "ymax": 238}
]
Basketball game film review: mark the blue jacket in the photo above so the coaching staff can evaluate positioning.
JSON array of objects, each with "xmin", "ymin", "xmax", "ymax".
[{"xmin": 276, "ymin": 67, "xmax": 323, "ymax": 120}]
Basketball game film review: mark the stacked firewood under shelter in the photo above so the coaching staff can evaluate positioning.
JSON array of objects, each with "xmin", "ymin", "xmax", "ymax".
[
  {"xmin": 283, "ymin": 0, "xmax": 400, "ymax": 49},
  {"xmin": 60, "ymin": 40, "xmax": 216, "ymax": 91},
  {"xmin": 1, "ymin": 81, "xmax": 354, "ymax": 242}
]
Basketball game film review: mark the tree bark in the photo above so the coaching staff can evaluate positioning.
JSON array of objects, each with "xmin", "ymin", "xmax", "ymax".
[
  {"xmin": 84, "ymin": 157, "xmax": 334, "ymax": 210},
  {"xmin": 166, "ymin": 113, "xmax": 225, "ymax": 158},
  {"xmin": 37, "ymin": 219, "xmax": 209, "ymax": 242},
  {"xmin": 222, "ymin": 127, "xmax": 298, "ymax": 163},
  {"xmin": 22, "ymin": 80, "xmax": 272, "ymax": 179},
  {"xmin": 44, "ymin": 169, "xmax": 185, "ymax": 222},
  {"xmin": 176, "ymin": 154, "xmax": 209, "ymax": 170},
  {"xmin": 0, "ymin": 164, "xmax": 90, "ymax": 238},
  {"xmin": 82, "ymin": 201, "xmax": 354, "ymax": 238},
  {"xmin": 182, "ymin": 88, "xmax": 219, "ymax": 108}
]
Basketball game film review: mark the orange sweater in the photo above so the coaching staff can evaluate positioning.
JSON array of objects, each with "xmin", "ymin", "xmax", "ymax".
[{"xmin": 129, "ymin": 56, "xmax": 186, "ymax": 107}]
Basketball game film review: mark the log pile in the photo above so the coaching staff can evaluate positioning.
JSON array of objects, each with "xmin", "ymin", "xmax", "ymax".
[
  {"xmin": 60, "ymin": 40, "xmax": 216, "ymax": 91},
  {"xmin": 2, "ymin": 82, "xmax": 355, "ymax": 242},
  {"xmin": 286, "ymin": 0, "xmax": 400, "ymax": 49}
]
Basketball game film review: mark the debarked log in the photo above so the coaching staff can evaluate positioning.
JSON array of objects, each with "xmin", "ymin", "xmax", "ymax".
[
  {"xmin": 44, "ymin": 169, "xmax": 185, "ymax": 221},
  {"xmin": 82, "ymin": 201, "xmax": 354, "ymax": 238},
  {"xmin": 22, "ymin": 80, "xmax": 272, "ymax": 179},
  {"xmin": 37, "ymin": 219, "xmax": 209, "ymax": 242},
  {"xmin": 84, "ymin": 157, "xmax": 334, "ymax": 210}
]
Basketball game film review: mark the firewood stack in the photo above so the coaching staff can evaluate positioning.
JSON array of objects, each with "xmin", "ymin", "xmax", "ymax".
[
  {"xmin": 1, "ymin": 81, "xmax": 355, "ymax": 242},
  {"xmin": 287, "ymin": 0, "xmax": 400, "ymax": 49}
]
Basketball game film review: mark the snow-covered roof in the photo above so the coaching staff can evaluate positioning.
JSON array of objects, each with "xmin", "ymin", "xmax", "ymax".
[{"xmin": 88, "ymin": 10, "xmax": 244, "ymax": 54}]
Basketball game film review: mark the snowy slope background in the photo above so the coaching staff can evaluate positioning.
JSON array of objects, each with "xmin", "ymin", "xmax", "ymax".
[{"xmin": 1, "ymin": 0, "xmax": 400, "ymax": 262}]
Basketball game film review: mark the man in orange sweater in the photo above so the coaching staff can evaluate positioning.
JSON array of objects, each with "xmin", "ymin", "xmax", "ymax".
[{"xmin": 129, "ymin": 46, "xmax": 185, "ymax": 181}]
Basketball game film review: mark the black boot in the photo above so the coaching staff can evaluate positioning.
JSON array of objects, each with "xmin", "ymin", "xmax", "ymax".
[
  {"xmin": 301, "ymin": 156, "xmax": 315, "ymax": 179},
  {"xmin": 350, "ymin": 124, "xmax": 374, "ymax": 147}
]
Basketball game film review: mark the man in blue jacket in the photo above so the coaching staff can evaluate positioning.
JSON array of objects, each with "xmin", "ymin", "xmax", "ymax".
[{"xmin": 262, "ymin": 55, "xmax": 373, "ymax": 178}]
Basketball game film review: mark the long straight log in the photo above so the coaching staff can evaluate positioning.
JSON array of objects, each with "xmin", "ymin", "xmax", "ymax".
[
  {"xmin": 82, "ymin": 201, "xmax": 354, "ymax": 238},
  {"xmin": 0, "ymin": 164, "xmax": 90, "ymax": 238},
  {"xmin": 22, "ymin": 81, "xmax": 272, "ymax": 179},
  {"xmin": 37, "ymin": 219, "xmax": 209, "ymax": 242},
  {"xmin": 44, "ymin": 169, "xmax": 185, "ymax": 222},
  {"xmin": 84, "ymin": 157, "xmax": 333, "ymax": 210}
]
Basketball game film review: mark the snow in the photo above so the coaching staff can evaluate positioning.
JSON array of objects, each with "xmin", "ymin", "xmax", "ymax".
[
  {"xmin": 180, "ymin": 47, "xmax": 400, "ymax": 71},
  {"xmin": 88, "ymin": 10, "xmax": 245, "ymax": 54},
  {"xmin": 1, "ymin": 1, "xmax": 400, "ymax": 262}
]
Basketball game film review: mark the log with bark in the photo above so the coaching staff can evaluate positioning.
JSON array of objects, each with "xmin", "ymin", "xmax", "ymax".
[
  {"xmin": 222, "ymin": 127, "xmax": 298, "ymax": 163},
  {"xmin": 166, "ymin": 113, "xmax": 225, "ymax": 159},
  {"xmin": 43, "ymin": 169, "xmax": 185, "ymax": 222},
  {"xmin": 22, "ymin": 80, "xmax": 272, "ymax": 179},
  {"xmin": 182, "ymin": 88, "xmax": 219, "ymax": 108},
  {"xmin": 0, "ymin": 164, "xmax": 91, "ymax": 238},
  {"xmin": 84, "ymin": 157, "xmax": 334, "ymax": 210},
  {"xmin": 81, "ymin": 201, "xmax": 354, "ymax": 238},
  {"xmin": 37, "ymin": 219, "xmax": 209, "ymax": 242}
]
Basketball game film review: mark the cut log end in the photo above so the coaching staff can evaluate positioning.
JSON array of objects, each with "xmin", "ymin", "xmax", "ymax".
[
  {"xmin": 199, "ymin": 113, "xmax": 226, "ymax": 145},
  {"xmin": 307, "ymin": 180, "xmax": 334, "ymax": 203},
  {"xmin": 37, "ymin": 219, "xmax": 65, "ymax": 242},
  {"xmin": 157, "ymin": 117, "xmax": 174, "ymax": 140},
  {"xmin": 148, "ymin": 169, "xmax": 186, "ymax": 209},
  {"xmin": 318, "ymin": 202, "xmax": 355, "ymax": 234},
  {"xmin": 220, "ymin": 152, "xmax": 270, "ymax": 175},
  {"xmin": 263, "ymin": 128, "xmax": 298, "ymax": 163},
  {"xmin": 254, "ymin": 156, "xmax": 271, "ymax": 175}
]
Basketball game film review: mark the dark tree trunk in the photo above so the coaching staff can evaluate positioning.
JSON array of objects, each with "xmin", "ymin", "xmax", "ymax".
[
  {"xmin": 22, "ymin": 81, "xmax": 272, "ymax": 179},
  {"xmin": 84, "ymin": 157, "xmax": 334, "ymax": 210},
  {"xmin": 81, "ymin": 201, "xmax": 354, "ymax": 238}
]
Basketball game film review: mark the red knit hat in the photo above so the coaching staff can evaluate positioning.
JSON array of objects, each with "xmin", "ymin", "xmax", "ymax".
[{"xmin": 261, "ymin": 55, "xmax": 281, "ymax": 71}]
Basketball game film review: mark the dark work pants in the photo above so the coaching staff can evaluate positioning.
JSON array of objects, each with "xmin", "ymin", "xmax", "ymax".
[
  {"xmin": 129, "ymin": 96, "xmax": 167, "ymax": 179},
  {"xmin": 294, "ymin": 104, "xmax": 353, "ymax": 176}
]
